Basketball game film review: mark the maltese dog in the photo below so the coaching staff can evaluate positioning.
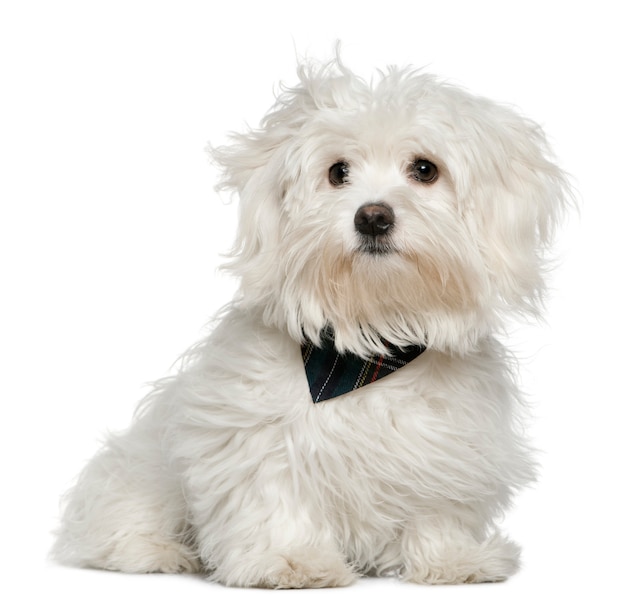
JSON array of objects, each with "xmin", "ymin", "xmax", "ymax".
[{"xmin": 53, "ymin": 55, "xmax": 568, "ymax": 588}]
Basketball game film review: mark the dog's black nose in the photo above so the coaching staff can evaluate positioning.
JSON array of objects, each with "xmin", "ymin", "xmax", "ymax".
[{"xmin": 354, "ymin": 203, "xmax": 395, "ymax": 236}]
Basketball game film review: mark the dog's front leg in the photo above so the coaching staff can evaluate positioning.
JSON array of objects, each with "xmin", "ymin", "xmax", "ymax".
[
  {"xmin": 183, "ymin": 425, "xmax": 356, "ymax": 589},
  {"xmin": 398, "ymin": 509, "xmax": 521, "ymax": 584}
]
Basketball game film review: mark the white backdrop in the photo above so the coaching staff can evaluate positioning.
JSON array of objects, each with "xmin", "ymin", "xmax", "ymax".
[{"xmin": 2, "ymin": 1, "xmax": 624, "ymax": 607}]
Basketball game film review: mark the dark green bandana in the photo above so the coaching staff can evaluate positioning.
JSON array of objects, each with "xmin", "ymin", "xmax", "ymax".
[{"xmin": 301, "ymin": 337, "xmax": 426, "ymax": 403}]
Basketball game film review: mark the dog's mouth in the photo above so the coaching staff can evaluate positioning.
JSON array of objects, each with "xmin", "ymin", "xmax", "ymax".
[{"xmin": 356, "ymin": 234, "xmax": 396, "ymax": 255}]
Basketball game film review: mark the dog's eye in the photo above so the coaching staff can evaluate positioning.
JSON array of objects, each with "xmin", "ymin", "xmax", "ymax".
[
  {"xmin": 410, "ymin": 159, "xmax": 438, "ymax": 184},
  {"xmin": 329, "ymin": 162, "xmax": 349, "ymax": 187}
]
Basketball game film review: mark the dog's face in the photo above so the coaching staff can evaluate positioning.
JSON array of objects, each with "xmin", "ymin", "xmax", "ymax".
[{"xmin": 213, "ymin": 60, "xmax": 568, "ymax": 356}]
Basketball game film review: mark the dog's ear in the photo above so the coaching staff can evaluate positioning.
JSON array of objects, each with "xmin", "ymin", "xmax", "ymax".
[
  {"xmin": 207, "ymin": 96, "xmax": 315, "ymax": 299},
  {"xmin": 209, "ymin": 129, "xmax": 287, "ymax": 280},
  {"xmin": 207, "ymin": 63, "xmax": 343, "ymax": 281},
  {"xmin": 449, "ymin": 106, "xmax": 571, "ymax": 315}
]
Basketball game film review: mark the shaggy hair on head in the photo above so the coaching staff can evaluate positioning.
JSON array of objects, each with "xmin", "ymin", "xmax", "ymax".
[{"xmin": 213, "ymin": 57, "xmax": 567, "ymax": 356}]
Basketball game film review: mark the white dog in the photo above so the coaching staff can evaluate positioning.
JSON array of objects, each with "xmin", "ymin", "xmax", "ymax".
[{"xmin": 53, "ymin": 56, "xmax": 568, "ymax": 588}]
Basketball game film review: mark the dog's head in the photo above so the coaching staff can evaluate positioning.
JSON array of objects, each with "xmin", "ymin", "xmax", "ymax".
[{"xmin": 212, "ymin": 57, "xmax": 569, "ymax": 356}]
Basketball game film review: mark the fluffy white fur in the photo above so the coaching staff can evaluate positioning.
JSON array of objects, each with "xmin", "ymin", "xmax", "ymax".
[{"xmin": 53, "ymin": 56, "xmax": 569, "ymax": 588}]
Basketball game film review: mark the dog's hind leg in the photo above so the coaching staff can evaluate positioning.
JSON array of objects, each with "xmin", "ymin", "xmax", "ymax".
[{"xmin": 52, "ymin": 431, "xmax": 200, "ymax": 574}]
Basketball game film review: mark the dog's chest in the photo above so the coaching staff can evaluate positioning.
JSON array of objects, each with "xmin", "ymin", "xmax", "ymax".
[{"xmin": 280, "ymin": 341, "xmax": 518, "ymax": 520}]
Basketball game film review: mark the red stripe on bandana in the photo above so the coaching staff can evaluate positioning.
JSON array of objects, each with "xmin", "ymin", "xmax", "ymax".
[{"xmin": 370, "ymin": 353, "xmax": 385, "ymax": 383}]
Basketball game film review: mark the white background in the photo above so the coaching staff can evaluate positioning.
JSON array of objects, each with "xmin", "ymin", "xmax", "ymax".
[{"xmin": 2, "ymin": 1, "xmax": 624, "ymax": 607}]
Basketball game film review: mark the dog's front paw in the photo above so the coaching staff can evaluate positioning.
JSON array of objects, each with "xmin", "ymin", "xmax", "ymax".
[
  {"xmin": 405, "ymin": 532, "xmax": 520, "ymax": 585},
  {"xmin": 262, "ymin": 548, "xmax": 357, "ymax": 589},
  {"xmin": 212, "ymin": 546, "xmax": 356, "ymax": 589}
]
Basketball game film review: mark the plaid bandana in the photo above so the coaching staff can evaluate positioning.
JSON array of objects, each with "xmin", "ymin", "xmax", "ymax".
[{"xmin": 301, "ymin": 336, "xmax": 426, "ymax": 403}]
